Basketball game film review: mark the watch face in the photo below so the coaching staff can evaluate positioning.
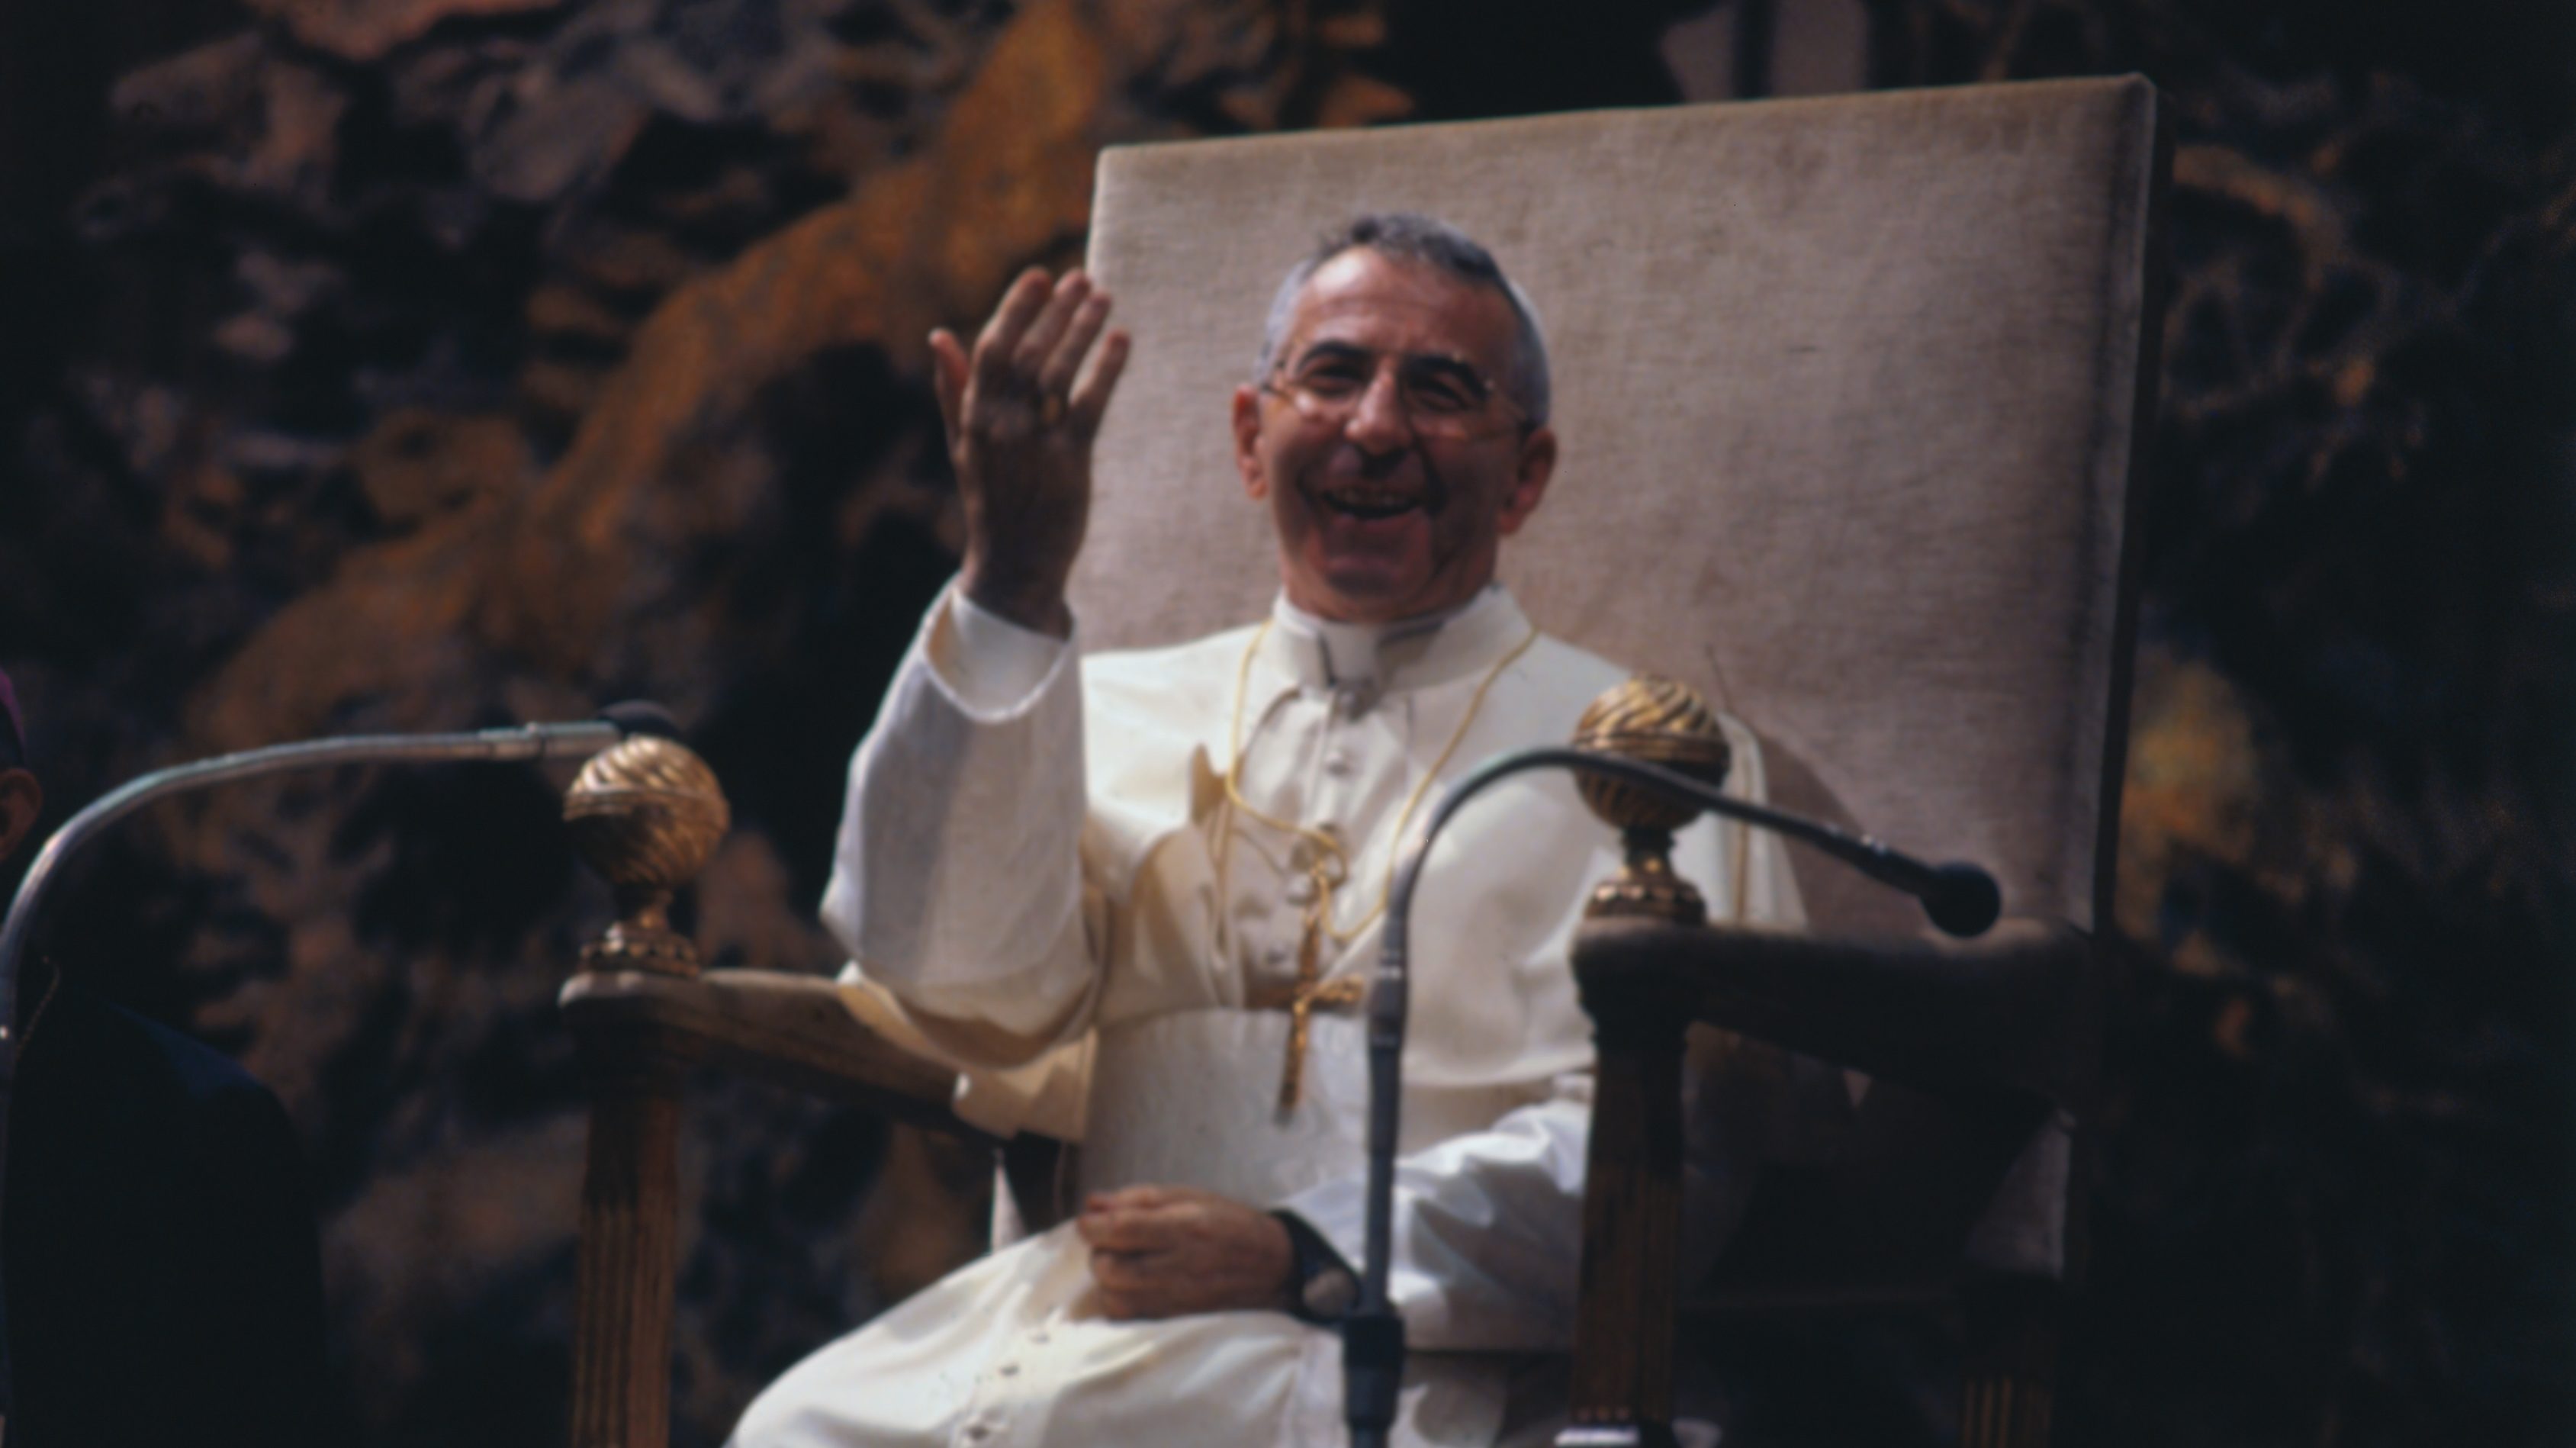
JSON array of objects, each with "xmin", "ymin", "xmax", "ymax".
[{"xmin": 1302, "ymin": 1266, "xmax": 1359, "ymax": 1321}]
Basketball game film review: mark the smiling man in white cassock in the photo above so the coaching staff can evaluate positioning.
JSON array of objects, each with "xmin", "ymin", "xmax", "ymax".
[{"xmin": 732, "ymin": 214, "xmax": 1806, "ymax": 1448}]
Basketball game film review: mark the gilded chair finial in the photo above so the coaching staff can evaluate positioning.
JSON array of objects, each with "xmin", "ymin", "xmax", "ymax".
[
  {"xmin": 1571, "ymin": 675, "xmax": 1732, "ymax": 924},
  {"xmin": 563, "ymin": 735, "xmax": 730, "ymax": 976}
]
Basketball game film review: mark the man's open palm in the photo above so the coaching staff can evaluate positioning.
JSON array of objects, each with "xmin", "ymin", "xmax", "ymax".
[{"xmin": 932, "ymin": 266, "xmax": 1130, "ymax": 639}]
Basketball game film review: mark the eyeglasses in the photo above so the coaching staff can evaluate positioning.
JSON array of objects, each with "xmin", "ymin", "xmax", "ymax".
[{"xmin": 1259, "ymin": 345, "xmax": 1529, "ymax": 441}]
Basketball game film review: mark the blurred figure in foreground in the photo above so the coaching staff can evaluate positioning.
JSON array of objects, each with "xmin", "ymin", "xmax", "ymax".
[{"xmin": 0, "ymin": 668, "xmax": 333, "ymax": 1448}]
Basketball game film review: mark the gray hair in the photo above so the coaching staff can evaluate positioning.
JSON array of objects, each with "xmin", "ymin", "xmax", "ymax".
[{"xmin": 1252, "ymin": 212, "xmax": 1552, "ymax": 427}]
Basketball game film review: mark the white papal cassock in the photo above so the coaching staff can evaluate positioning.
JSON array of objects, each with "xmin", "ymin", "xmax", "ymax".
[{"xmin": 733, "ymin": 583, "xmax": 1805, "ymax": 1448}]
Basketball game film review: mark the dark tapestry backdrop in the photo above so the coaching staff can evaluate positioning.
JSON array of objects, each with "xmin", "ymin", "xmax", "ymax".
[{"xmin": 0, "ymin": 1, "xmax": 2567, "ymax": 1444}]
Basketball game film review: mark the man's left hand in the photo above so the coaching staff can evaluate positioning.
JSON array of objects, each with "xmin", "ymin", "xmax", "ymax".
[{"xmin": 1075, "ymin": 1185, "xmax": 1294, "ymax": 1320}]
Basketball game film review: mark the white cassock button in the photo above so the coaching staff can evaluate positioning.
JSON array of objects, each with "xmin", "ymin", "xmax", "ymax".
[
  {"xmin": 963, "ymin": 1427, "xmax": 990, "ymax": 1443},
  {"xmin": 1323, "ymin": 748, "xmax": 1354, "ymax": 777},
  {"xmin": 997, "ymin": 1362, "xmax": 1020, "ymax": 1378},
  {"xmin": 1028, "ymin": 1330, "xmax": 1050, "ymax": 1346},
  {"xmin": 1283, "ymin": 875, "xmax": 1317, "ymax": 906}
]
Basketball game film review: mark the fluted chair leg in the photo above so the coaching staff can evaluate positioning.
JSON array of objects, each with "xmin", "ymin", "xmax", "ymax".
[
  {"xmin": 1558, "ymin": 990, "xmax": 1688, "ymax": 1448},
  {"xmin": 1959, "ymin": 1276, "xmax": 2060, "ymax": 1448},
  {"xmin": 570, "ymin": 1031, "xmax": 698, "ymax": 1448}
]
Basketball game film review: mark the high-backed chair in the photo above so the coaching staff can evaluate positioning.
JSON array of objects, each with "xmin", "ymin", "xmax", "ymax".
[{"xmin": 557, "ymin": 76, "xmax": 2168, "ymax": 1448}]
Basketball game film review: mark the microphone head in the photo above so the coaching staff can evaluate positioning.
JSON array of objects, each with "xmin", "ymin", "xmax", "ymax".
[
  {"xmin": 598, "ymin": 700, "xmax": 684, "ymax": 741},
  {"xmin": 1923, "ymin": 862, "xmax": 2002, "ymax": 938}
]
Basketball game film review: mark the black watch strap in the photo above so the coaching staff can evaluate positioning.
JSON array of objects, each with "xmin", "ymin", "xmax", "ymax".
[{"xmin": 1271, "ymin": 1209, "xmax": 1361, "ymax": 1324}]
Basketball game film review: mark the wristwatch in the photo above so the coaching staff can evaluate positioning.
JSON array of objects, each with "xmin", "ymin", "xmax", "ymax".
[{"xmin": 1272, "ymin": 1210, "xmax": 1359, "ymax": 1324}]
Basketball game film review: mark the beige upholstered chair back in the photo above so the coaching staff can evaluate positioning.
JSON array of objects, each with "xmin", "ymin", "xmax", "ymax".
[{"xmin": 1073, "ymin": 79, "xmax": 2164, "ymax": 936}]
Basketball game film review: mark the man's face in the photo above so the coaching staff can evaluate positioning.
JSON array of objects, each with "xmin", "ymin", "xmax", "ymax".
[{"xmin": 1231, "ymin": 249, "xmax": 1556, "ymax": 624}]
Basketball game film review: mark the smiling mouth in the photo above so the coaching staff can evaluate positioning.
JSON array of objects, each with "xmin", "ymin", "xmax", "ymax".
[{"xmin": 1319, "ymin": 485, "xmax": 1425, "ymax": 521}]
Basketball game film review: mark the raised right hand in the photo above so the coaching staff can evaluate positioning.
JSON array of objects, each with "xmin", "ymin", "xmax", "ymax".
[{"xmin": 931, "ymin": 267, "xmax": 1130, "ymax": 639}]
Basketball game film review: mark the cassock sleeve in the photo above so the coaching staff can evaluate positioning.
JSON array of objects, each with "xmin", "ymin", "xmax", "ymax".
[
  {"xmin": 820, "ymin": 585, "xmax": 1098, "ymax": 1045},
  {"xmin": 1274, "ymin": 1073, "xmax": 1595, "ymax": 1353}
]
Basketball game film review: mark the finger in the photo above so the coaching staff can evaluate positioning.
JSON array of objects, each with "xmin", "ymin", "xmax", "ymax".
[
  {"xmin": 1076, "ymin": 1207, "xmax": 1170, "ymax": 1253},
  {"xmin": 1037, "ymin": 291, "xmax": 1112, "ymax": 400},
  {"xmin": 1066, "ymin": 329, "xmax": 1132, "ymax": 436},
  {"xmin": 1090, "ymin": 1184, "xmax": 1172, "ymax": 1211},
  {"xmin": 973, "ymin": 269, "xmax": 1054, "ymax": 388},
  {"xmin": 1089, "ymin": 1247, "xmax": 1167, "ymax": 1293},
  {"xmin": 1096, "ymin": 1285, "xmax": 1152, "ymax": 1321},
  {"xmin": 928, "ymin": 329, "xmax": 968, "ymax": 439},
  {"xmin": 1076, "ymin": 1205, "xmax": 1159, "ymax": 1252},
  {"xmin": 1074, "ymin": 1206, "xmax": 1139, "ymax": 1248},
  {"xmin": 1012, "ymin": 270, "xmax": 1092, "ymax": 380}
]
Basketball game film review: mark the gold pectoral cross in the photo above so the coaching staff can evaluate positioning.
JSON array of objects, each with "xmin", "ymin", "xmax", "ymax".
[{"xmin": 1248, "ymin": 914, "xmax": 1367, "ymax": 1115}]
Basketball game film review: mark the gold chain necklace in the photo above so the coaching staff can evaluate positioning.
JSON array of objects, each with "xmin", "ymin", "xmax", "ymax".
[{"xmin": 1219, "ymin": 613, "xmax": 1542, "ymax": 1111}]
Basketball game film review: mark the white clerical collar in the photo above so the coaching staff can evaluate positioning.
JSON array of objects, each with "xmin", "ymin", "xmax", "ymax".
[{"xmin": 1262, "ymin": 584, "xmax": 1532, "ymax": 699}]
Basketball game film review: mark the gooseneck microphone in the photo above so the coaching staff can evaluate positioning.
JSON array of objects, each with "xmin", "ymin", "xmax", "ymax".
[
  {"xmin": 1346, "ymin": 745, "xmax": 1999, "ymax": 1448},
  {"xmin": 0, "ymin": 706, "xmax": 671, "ymax": 1444}
]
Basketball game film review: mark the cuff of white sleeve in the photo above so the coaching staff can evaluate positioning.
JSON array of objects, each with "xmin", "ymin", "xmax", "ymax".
[
  {"xmin": 930, "ymin": 582, "xmax": 1073, "ymax": 716},
  {"xmin": 1272, "ymin": 1173, "xmax": 1371, "ymax": 1296}
]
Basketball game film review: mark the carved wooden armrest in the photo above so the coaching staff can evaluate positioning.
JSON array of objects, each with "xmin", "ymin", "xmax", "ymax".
[
  {"xmin": 1558, "ymin": 679, "xmax": 2110, "ymax": 1448},
  {"xmin": 1572, "ymin": 915, "xmax": 2098, "ymax": 1113},
  {"xmin": 553, "ymin": 735, "xmax": 1053, "ymax": 1448},
  {"xmin": 558, "ymin": 967, "xmax": 988, "ymax": 1141}
]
